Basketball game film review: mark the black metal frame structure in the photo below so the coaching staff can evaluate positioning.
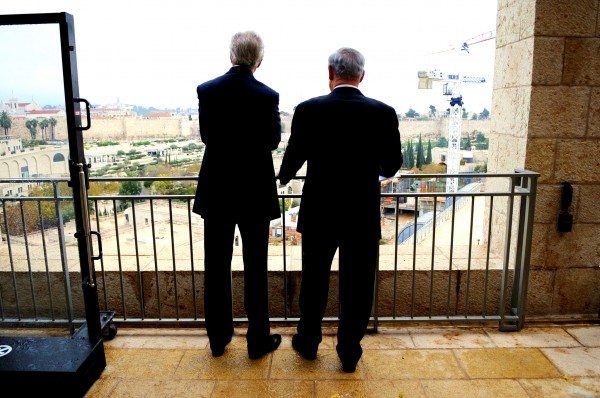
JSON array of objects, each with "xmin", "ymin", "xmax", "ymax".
[{"xmin": 0, "ymin": 12, "xmax": 107, "ymax": 397}]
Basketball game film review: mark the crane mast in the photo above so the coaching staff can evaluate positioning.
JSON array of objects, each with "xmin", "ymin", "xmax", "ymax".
[
  {"xmin": 446, "ymin": 83, "xmax": 463, "ymax": 193},
  {"xmin": 417, "ymin": 30, "xmax": 494, "ymax": 193},
  {"xmin": 417, "ymin": 70, "xmax": 485, "ymax": 192}
]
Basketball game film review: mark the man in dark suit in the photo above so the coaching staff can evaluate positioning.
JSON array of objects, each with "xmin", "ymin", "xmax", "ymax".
[
  {"xmin": 192, "ymin": 31, "xmax": 281, "ymax": 359},
  {"xmin": 278, "ymin": 47, "xmax": 402, "ymax": 373}
]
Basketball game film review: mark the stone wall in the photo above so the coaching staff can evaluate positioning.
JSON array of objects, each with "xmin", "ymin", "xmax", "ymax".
[
  {"xmin": 488, "ymin": 0, "xmax": 600, "ymax": 316},
  {"xmin": 0, "ymin": 269, "xmax": 514, "ymax": 321},
  {"xmin": 6, "ymin": 116, "xmax": 199, "ymax": 142},
  {"xmin": 6, "ymin": 115, "xmax": 489, "ymax": 143}
]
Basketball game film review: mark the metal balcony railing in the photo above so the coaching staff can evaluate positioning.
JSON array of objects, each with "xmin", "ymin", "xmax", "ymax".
[{"xmin": 0, "ymin": 171, "xmax": 538, "ymax": 332}]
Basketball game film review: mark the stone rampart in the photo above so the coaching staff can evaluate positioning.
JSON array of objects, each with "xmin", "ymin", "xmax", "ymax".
[{"xmin": 6, "ymin": 116, "xmax": 489, "ymax": 143}]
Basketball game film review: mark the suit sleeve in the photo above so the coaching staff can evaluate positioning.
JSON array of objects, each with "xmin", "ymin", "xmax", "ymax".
[
  {"xmin": 379, "ymin": 108, "xmax": 403, "ymax": 178},
  {"xmin": 197, "ymin": 88, "xmax": 208, "ymax": 144},
  {"xmin": 278, "ymin": 105, "xmax": 308, "ymax": 184},
  {"xmin": 270, "ymin": 94, "xmax": 282, "ymax": 150}
]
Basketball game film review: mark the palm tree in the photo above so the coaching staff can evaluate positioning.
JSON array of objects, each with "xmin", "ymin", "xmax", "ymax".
[
  {"xmin": 25, "ymin": 119, "xmax": 38, "ymax": 140},
  {"xmin": 48, "ymin": 117, "xmax": 57, "ymax": 140},
  {"xmin": 0, "ymin": 111, "xmax": 11, "ymax": 136},
  {"xmin": 39, "ymin": 119, "xmax": 49, "ymax": 141}
]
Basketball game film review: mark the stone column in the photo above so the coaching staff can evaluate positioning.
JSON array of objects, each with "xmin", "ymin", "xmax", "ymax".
[{"xmin": 489, "ymin": 0, "xmax": 600, "ymax": 316}]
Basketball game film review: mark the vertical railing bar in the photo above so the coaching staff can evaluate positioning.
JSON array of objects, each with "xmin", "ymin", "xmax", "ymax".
[
  {"xmin": 281, "ymin": 195, "xmax": 288, "ymax": 320},
  {"xmin": 112, "ymin": 199, "xmax": 127, "ymax": 319},
  {"xmin": 482, "ymin": 195, "xmax": 494, "ymax": 316},
  {"xmin": 19, "ymin": 200, "xmax": 37, "ymax": 319},
  {"xmin": 464, "ymin": 195, "xmax": 476, "ymax": 317},
  {"xmin": 498, "ymin": 178, "xmax": 516, "ymax": 329},
  {"xmin": 510, "ymin": 174, "xmax": 537, "ymax": 330},
  {"xmin": 93, "ymin": 198, "xmax": 109, "ymax": 310},
  {"xmin": 2, "ymin": 200, "xmax": 21, "ymax": 319},
  {"xmin": 168, "ymin": 199, "xmax": 180, "ymax": 319},
  {"xmin": 392, "ymin": 193, "xmax": 400, "ymax": 319},
  {"xmin": 54, "ymin": 182, "xmax": 73, "ymax": 331},
  {"xmin": 186, "ymin": 200, "xmax": 198, "ymax": 320},
  {"xmin": 0, "ymin": 283, "xmax": 4, "ymax": 320},
  {"xmin": 131, "ymin": 199, "xmax": 145, "ymax": 319},
  {"xmin": 37, "ymin": 200, "xmax": 55, "ymax": 321},
  {"xmin": 428, "ymin": 195, "xmax": 438, "ymax": 318},
  {"xmin": 410, "ymin": 196, "xmax": 419, "ymax": 318},
  {"xmin": 446, "ymin": 193, "xmax": 456, "ymax": 317},
  {"xmin": 150, "ymin": 199, "xmax": 161, "ymax": 320}
]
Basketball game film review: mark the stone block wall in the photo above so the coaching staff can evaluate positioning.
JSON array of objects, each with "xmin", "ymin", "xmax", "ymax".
[{"xmin": 489, "ymin": 0, "xmax": 600, "ymax": 316}]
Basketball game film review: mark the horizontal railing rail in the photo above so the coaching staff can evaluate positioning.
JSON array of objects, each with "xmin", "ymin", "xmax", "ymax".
[{"xmin": 0, "ymin": 170, "xmax": 538, "ymax": 332}]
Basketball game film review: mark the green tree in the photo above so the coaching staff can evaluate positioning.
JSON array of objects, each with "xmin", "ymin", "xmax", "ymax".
[
  {"xmin": 39, "ymin": 119, "xmax": 49, "ymax": 140},
  {"xmin": 462, "ymin": 108, "xmax": 468, "ymax": 119},
  {"xmin": 0, "ymin": 111, "xmax": 11, "ymax": 136},
  {"xmin": 25, "ymin": 119, "xmax": 38, "ymax": 140},
  {"xmin": 475, "ymin": 131, "xmax": 489, "ymax": 149},
  {"xmin": 479, "ymin": 108, "xmax": 490, "ymax": 119},
  {"xmin": 279, "ymin": 198, "xmax": 291, "ymax": 213},
  {"xmin": 425, "ymin": 139, "xmax": 432, "ymax": 164},
  {"xmin": 48, "ymin": 117, "xmax": 57, "ymax": 140},
  {"xmin": 401, "ymin": 146, "xmax": 409, "ymax": 169},
  {"xmin": 471, "ymin": 113, "xmax": 478, "ymax": 120},
  {"xmin": 428, "ymin": 105, "xmax": 436, "ymax": 117},
  {"xmin": 416, "ymin": 134, "xmax": 425, "ymax": 170},
  {"xmin": 5, "ymin": 182, "xmax": 75, "ymax": 235},
  {"xmin": 119, "ymin": 180, "xmax": 142, "ymax": 196},
  {"xmin": 405, "ymin": 108, "xmax": 419, "ymax": 118},
  {"xmin": 407, "ymin": 140, "xmax": 415, "ymax": 168},
  {"xmin": 464, "ymin": 135, "xmax": 472, "ymax": 150},
  {"xmin": 437, "ymin": 136, "xmax": 448, "ymax": 148}
]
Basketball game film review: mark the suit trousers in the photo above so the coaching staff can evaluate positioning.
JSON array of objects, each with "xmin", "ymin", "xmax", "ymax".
[
  {"xmin": 297, "ymin": 229, "xmax": 379, "ymax": 358},
  {"xmin": 203, "ymin": 217, "xmax": 271, "ymax": 350}
]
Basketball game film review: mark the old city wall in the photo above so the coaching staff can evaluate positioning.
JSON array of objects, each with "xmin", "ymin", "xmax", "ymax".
[
  {"xmin": 8, "ymin": 117, "xmax": 199, "ymax": 141},
  {"xmin": 9, "ymin": 116, "xmax": 490, "ymax": 142}
]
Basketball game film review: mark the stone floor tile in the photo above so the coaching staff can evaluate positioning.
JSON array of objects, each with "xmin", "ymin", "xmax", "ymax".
[
  {"xmin": 173, "ymin": 349, "xmax": 270, "ymax": 379},
  {"xmin": 519, "ymin": 377, "xmax": 600, "ymax": 398},
  {"xmin": 422, "ymin": 379, "xmax": 530, "ymax": 398},
  {"xmin": 361, "ymin": 349, "xmax": 466, "ymax": 380},
  {"xmin": 566, "ymin": 325, "xmax": 600, "ymax": 347},
  {"xmin": 315, "ymin": 380, "xmax": 426, "ymax": 398},
  {"xmin": 456, "ymin": 348, "xmax": 561, "ymax": 379},
  {"xmin": 486, "ymin": 326, "xmax": 581, "ymax": 348},
  {"xmin": 84, "ymin": 376, "xmax": 121, "ymax": 398},
  {"xmin": 270, "ymin": 349, "xmax": 362, "ymax": 380},
  {"xmin": 574, "ymin": 377, "xmax": 600, "ymax": 395},
  {"xmin": 542, "ymin": 347, "xmax": 600, "ymax": 377},
  {"xmin": 104, "ymin": 379, "xmax": 215, "ymax": 398},
  {"xmin": 359, "ymin": 328, "xmax": 414, "ymax": 349},
  {"xmin": 213, "ymin": 380, "xmax": 314, "ymax": 398},
  {"xmin": 103, "ymin": 348, "xmax": 184, "ymax": 379},
  {"xmin": 410, "ymin": 327, "xmax": 496, "ymax": 348},
  {"xmin": 105, "ymin": 328, "xmax": 208, "ymax": 349}
]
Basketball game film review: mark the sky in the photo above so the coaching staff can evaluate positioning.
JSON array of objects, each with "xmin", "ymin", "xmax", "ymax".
[{"xmin": 1, "ymin": 0, "xmax": 498, "ymax": 115}]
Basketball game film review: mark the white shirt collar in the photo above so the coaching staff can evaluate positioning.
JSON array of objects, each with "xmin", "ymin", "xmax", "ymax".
[{"xmin": 333, "ymin": 84, "xmax": 359, "ymax": 90}]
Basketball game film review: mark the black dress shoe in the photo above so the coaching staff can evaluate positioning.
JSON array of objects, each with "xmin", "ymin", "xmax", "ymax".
[
  {"xmin": 292, "ymin": 334, "xmax": 317, "ymax": 360},
  {"xmin": 248, "ymin": 334, "xmax": 281, "ymax": 360},
  {"xmin": 211, "ymin": 345, "xmax": 226, "ymax": 357},
  {"xmin": 211, "ymin": 335, "xmax": 233, "ymax": 357},
  {"xmin": 336, "ymin": 344, "xmax": 360, "ymax": 373}
]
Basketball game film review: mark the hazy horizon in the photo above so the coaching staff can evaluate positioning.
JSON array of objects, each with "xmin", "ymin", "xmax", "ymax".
[{"xmin": 1, "ymin": 0, "xmax": 497, "ymax": 115}]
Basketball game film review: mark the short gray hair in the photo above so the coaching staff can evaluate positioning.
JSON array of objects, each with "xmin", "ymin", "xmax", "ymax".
[
  {"xmin": 328, "ymin": 48, "xmax": 365, "ymax": 79},
  {"xmin": 230, "ymin": 31, "xmax": 264, "ymax": 68}
]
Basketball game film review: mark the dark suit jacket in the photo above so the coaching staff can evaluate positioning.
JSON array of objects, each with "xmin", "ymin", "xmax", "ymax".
[
  {"xmin": 192, "ymin": 66, "xmax": 281, "ymax": 221},
  {"xmin": 279, "ymin": 86, "xmax": 402, "ymax": 238}
]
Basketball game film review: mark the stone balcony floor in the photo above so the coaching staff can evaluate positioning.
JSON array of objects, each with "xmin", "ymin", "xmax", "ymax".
[{"xmin": 78, "ymin": 322, "xmax": 600, "ymax": 397}]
